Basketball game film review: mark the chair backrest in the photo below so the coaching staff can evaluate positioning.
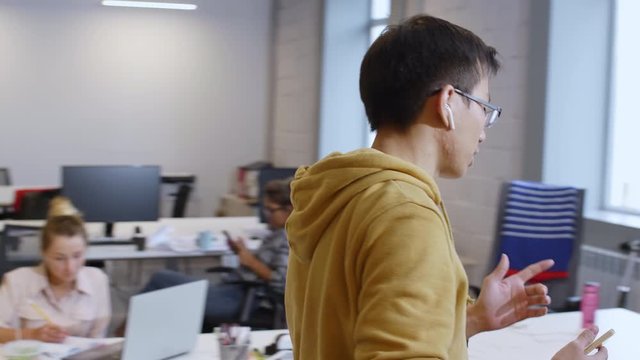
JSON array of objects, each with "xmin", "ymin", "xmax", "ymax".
[
  {"xmin": 491, "ymin": 180, "xmax": 585, "ymax": 311},
  {"xmin": 161, "ymin": 175, "xmax": 196, "ymax": 218},
  {"xmin": 234, "ymin": 285, "xmax": 286, "ymax": 330},
  {"xmin": 171, "ymin": 183, "xmax": 193, "ymax": 218},
  {"xmin": 14, "ymin": 188, "xmax": 61, "ymax": 220},
  {"xmin": 0, "ymin": 224, "xmax": 42, "ymax": 276},
  {"xmin": 0, "ymin": 168, "xmax": 11, "ymax": 186}
]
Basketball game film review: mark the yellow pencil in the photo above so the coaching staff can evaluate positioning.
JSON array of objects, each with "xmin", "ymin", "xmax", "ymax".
[{"xmin": 28, "ymin": 300, "xmax": 53, "ymax": 323}]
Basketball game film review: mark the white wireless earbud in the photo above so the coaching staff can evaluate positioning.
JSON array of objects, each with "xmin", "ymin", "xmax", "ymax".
[{"xmin": 445, "ymin": 104, "xmax": 455, "ymax": 130}]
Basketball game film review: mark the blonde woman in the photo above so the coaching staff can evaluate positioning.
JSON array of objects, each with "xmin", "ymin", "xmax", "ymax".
[{"xmin": 0, "ymin": 197, "xmax": 111, "ymax": 343}]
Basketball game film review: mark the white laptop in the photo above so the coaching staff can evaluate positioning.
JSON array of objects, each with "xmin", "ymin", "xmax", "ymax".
[{"xmin": 65, "ymin": 279, "xmax": 208, "ymax": 360}]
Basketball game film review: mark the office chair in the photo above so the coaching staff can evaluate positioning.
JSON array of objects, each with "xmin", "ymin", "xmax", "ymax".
[
  {"xmin": 0, "ymin": 168, "xmax": 12, "ymax": 218},
  {"xmin": 0, "ymin": 224, "xmax": 42, "ymax": 276},
  {"xmin": 171, "ymin": 183, "xmax": 193, "ymax": 218},
  {"xmin": 161, "ymin": 175, "xmax": 195, "ymax": 218},
  {"xmin": 202, "ymin": 266, "xmax": 286, "ymax": 331},
  {"xmin": 0, "ymin": 168, "xmax": 11, "ymax": 185},
  {"xmin": 13, "ymin": 188, "xmax": 61, "ymax": 220},
  {"xmin": 478, "ymin": 180, "xmax": 585, "ymax": 312}
]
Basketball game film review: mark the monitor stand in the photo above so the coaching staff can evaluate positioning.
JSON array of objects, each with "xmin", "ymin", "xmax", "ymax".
[
  {"xmin": 105, "ymin": 222, "xmax": 115, "ymax": 238},
  {"xmin": 89, "ymin": 222, "xmax": 127, "ymax": 243},
  {"xmin": 89, "ymin": 222, "xmax": 145, "ymax": 251}
]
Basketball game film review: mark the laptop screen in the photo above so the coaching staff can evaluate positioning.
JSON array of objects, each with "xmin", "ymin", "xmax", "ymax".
[{"xmin": 122, "ymin": 280, "xmax": 208, "ymax": 360}]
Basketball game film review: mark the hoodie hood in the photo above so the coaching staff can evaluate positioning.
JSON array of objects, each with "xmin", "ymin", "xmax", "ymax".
[{"xmin": 286, "ymin": 148, "xmax": 442, "ymax": 262}]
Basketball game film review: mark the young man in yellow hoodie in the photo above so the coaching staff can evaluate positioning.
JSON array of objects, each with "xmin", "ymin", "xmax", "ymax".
[{"xmin": 285, "ymin": 15, "xmax": 608, "ymax": 360}]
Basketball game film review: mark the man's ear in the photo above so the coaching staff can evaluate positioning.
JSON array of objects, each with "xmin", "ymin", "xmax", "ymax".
[
  {"xmin": 435, "ymin": 85, "xmax": 456, "ymax": 130},
  {"xmin": 445, "ymin": 104, "xmax": 455, "ymax": 130}
]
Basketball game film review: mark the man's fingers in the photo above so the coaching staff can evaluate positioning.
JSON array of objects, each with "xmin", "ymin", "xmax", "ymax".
[
  {"xmin": 489, "ymin": 254, "xmax": 510, "ymax": 280},
  {"xmin": 524, "ymin": 283, "xmax": 548, "ymax": 296},
  {"xmin": 592, "ymin": 346, "xmax": 608, "ymax": 359},
  {"xmin": 525, "ymin": 307, "xmax": 548, "ymax": 318},
  {"xmin": 527, "ymin": 295, "xmax": 551, "ymax": 306},
  {"xmin": 514, "ymin": 259, "xmax": 555, "ymax": 282},
  {"xmin": 575, "ymin": 326, "xmax": 599, "ymax": 346}
]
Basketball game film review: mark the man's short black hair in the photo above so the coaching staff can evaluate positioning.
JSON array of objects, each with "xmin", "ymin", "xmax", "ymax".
[{"xmin": 360, "ymin": 15, "xmax": 500, "ymax": 131}]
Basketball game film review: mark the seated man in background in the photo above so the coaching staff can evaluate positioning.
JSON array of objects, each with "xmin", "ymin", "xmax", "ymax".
[
  {"xmin": 0, "ymin": 197, "xmax": 111, "ymax": 343},
  {"xmin": 135, "ymin": 178, "xmax": 291, "ymax": 327}
]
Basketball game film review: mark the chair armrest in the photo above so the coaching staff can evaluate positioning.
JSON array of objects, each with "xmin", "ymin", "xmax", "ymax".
[{"xmin": 205, "ymin": 266, "xmax": 239, "ymax": 274}]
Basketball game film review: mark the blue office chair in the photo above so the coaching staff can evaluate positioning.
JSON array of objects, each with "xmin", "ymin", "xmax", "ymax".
[{"xmin": 476, "ymin": 180, "xmax": 585, "ymax": 311}]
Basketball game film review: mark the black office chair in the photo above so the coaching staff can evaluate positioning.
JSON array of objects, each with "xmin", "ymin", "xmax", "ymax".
[
  {"xmin": 472, "ymin": 180, "xmax": 585, "ymax": 312},
  {"xmin": 0, "ymin": 168, "xmax": 12, "ymax": 219},
  {"xmin": 14, "ymin": 188, "xmax": 61, "ymax": 220},
  {"xmin": 201, "ymin": 266, "xmax": 286, "ymax": 331},
  {"xmin": 0, "ymin": 168, "xmax": 11, "ymax": 186},
  {"xmin": 0, "ymin": 225, "xmax": 42, "ymax": 276},
  {"xmin": 161, "ymin": 175, "xmax": 195, "ymax": 218},
  {"xmin": 171, "ymin": 183, "xmax": 193, "ymax": 218}
]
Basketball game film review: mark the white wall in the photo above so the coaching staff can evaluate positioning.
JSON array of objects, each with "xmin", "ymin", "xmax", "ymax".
[
  {"xmin": 0, "ymin": 0, "xmax": 272, "ymax": 216},
  {"xmin": 271, "ymin": 0, "xmax": 323, "ymax": 167}
]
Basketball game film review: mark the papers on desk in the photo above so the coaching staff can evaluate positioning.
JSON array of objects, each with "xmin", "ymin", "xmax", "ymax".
[
  {"xmin": 37, "ymin": 336, "xmax": 112, "ymax": 359},
  {"xmin": 145, "ymin": 225, "xmax": 262, "ymax": 253},
  {"xmin": 147, "ymin": 226, "xmax": 218, "ymax": 252}
]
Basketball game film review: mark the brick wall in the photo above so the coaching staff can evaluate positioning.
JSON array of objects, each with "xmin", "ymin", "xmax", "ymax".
[
  {"xmin": 270, "ymin": 0, "xmax": 540, "ymax": 285},
  {"xmin": 415, "ymin": 0, "xmax": 538, "ymax": 285},
  {"xmin": 271, "ymin": 0, "xmax": 323, "ymax": 167}
]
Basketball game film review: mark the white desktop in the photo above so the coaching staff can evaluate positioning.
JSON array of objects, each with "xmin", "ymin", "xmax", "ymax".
[{"xmin": 2, "ymin": 309, "xmax": 638, "ymax": 359}]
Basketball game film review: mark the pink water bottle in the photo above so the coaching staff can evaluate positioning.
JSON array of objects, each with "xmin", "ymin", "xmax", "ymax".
[{"xmin": 581, "ymin": 282, "xmax": 600, "ymax": 328}]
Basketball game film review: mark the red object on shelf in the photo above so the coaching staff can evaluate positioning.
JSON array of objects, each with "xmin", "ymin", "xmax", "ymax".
[{"xmin": 12, "ymin": 188, "xmax": 59, "ymax": 212}]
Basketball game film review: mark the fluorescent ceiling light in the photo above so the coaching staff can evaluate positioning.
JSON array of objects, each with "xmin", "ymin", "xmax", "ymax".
[{"xmin": 102, "ymin": 1, "xmax": 197, "ymax": 10}]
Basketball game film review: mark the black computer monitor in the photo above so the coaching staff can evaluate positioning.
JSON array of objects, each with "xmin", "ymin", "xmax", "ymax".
[{"xmin": 62, "ymin": 165, "xmax": 161, "ymax": 237}]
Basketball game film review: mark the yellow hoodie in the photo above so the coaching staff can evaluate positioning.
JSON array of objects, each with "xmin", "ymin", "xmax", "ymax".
[{"xmin": 285, "ymin": 148, "xmax": 469, "ymax": 360}]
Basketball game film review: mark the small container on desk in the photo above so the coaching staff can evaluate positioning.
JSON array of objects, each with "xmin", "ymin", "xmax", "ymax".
[
  {"xmin": 581, "ymin": 281, "xmax": 600, "ymax": 328},
  {"xmin": 217, "ymin": 325, "xmax": 251, "ymax": 360}
]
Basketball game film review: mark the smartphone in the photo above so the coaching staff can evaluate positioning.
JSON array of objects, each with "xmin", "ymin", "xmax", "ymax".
[
  {"xmin": 584, "ymin": 328, "xmax": 615, "ymax": 355},
  {"xmin": 222, "ymin": 230, "xmax": 238, "ymax": 253}
]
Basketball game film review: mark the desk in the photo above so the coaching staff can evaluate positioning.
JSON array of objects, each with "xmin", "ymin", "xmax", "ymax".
[
  {"xmin": 177, "ymin": 330, "xmax": 289, "ymax": 359},
  {"xmin": 468, "ymin": 308, "xmax": 639, "ymax": 359},
  {"xmin": 0, "ymin": 330, "xmax": 289, "ymax": 360},
  {"xmin": 1, "ymin": 216, "xmax": 262, "ymax": 243},
  {"xmin": 0, "ymin": 217, "xmax": 264, "ymax": 273},
  {"xmin": 5, "ymin": 308, "xmax": 638, "ymax": 359}
]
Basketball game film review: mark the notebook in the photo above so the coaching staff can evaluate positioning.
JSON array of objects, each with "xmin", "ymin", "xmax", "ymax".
[{"xmin": 64, "ymin": 279, "xmax": 208, "ymax": 360}]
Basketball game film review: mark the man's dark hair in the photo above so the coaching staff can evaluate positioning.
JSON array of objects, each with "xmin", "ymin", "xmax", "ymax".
[{"xmin": 360, "ymin": 15, "xmax": 500, "ymax": 131}]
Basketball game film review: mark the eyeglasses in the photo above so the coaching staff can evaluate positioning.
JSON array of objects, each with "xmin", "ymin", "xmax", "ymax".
[{"xmin": 454, "ymin": 88, "xmax": 502, "ymax": 128}]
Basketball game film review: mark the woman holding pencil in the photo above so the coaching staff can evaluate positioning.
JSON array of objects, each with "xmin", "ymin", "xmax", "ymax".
[{"xmin": 0, "ymin": 197, "xmax": 111, "ymax": 343}]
